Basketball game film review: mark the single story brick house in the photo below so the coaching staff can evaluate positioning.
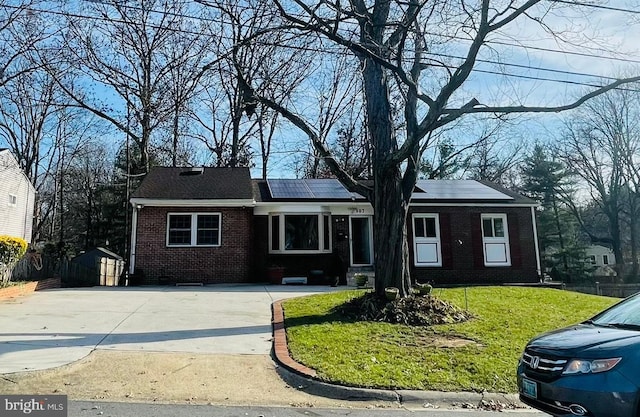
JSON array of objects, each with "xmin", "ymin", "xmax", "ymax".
[{"xmin": 129, "ymin": 166, "xmax": 541, "ymax": 286}]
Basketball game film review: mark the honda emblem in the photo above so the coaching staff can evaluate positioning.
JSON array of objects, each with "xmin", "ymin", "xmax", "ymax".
[{"xmin": 531, "ymin": 356, "xmax": 540, "ymax": 370}]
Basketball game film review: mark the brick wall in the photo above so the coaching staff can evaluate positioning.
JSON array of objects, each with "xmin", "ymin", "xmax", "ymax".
[
  {"xmin": 134, "ymin": 206, "xmax": 253, "ymax": 284},
  {"xmin": 0, "ymin": 277, "xmax": 61, "ymax": 301},
  {"xmin": 133, "ymin": 205, "xmax": 539, "ymax": 286},
  {"xmin": 409, "ymin": 206, "xmax": 539, "ymax": 285}
]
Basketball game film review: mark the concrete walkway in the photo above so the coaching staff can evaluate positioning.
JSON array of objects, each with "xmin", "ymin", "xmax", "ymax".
[{"xmin": 0, "ymin": 284, "xmax": 340, "ymax": 374}]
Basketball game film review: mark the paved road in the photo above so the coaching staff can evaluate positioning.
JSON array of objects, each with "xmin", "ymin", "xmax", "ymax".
[
  {"xmin": 0, "ymin": 284, "xmax": 340, "ymax": 373},
  {"xmin": 69, "ymin": 401, "xmax": 547, "ymax": 417}
]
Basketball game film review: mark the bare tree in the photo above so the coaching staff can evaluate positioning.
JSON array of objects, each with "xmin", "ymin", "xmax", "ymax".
[
  {"xmin": 561, "ymin": 86, "xmax": 640, "ymax": 281},
  {"xmin": 0, "ymin": 69, "xmax": 56, "ymax": 184},
  {"xmin": 51, "ymin": 0, "xmax": 217, "ymax": 173},
  {"xmin": 0, "ymin": 1, "xmax": 53, "ymax": 89},
  {"xmin": 224, "ymin": 1, "xmax": 640, "ymax": 297},
  {"xmin": 296, "ymin": 57, "xmax": 365, "ymax": 178},
  {"xmin": 190, "ymin": 0, "xmax": 310, "ymax": 172},
  {"xmin": 466, "ymin": 132, "xmax": 527, "ymax": 187}
]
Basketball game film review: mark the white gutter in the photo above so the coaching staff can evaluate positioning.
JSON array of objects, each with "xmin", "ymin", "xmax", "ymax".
[
  {"xmin": 409, "ymin": 202, "xmax": 538, "ymax": 208},
  {"xmin": 531, "ymin": 206, "xmax": 542, "ymax": 277},
  {"xmin": 130, "ymin": 198, "xmax": 256, "ymax": 207},
  {"xmin": 129, "ymin": 204, "xmax": 139, "ymax": 274}
]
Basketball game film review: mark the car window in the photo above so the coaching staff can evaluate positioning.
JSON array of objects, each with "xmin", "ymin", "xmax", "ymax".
[{"xmin": 592, "ymin": 294, "xmax": 640, "ymax": 326}]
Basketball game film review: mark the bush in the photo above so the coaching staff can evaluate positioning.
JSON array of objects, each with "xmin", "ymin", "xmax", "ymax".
[{"xmin": 0, "ymin": 235, "xmax": 28, "ymax": 285}]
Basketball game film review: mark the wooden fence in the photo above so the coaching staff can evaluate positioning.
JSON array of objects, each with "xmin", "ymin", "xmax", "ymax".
[
  {"xmin": 11, "ymin": 255, "xmax": 125, "ymax": 287},
  {"xmin": 564, "ymin": 283, "xmax": 640, "ymax": 298}
]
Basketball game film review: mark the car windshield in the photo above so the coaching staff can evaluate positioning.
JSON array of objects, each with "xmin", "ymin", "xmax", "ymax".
[{"xmin": 590, "ymin": 294, "xmax": 640, "ymax": 327}]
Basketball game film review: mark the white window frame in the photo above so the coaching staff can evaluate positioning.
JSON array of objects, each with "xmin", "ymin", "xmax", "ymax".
[
  {"xmin": 166, "ymin": 212, "xmax": 222, "ymax": 247},
  {"xmin": 412, "ymin": 214, "xmax": 442, "ymax": 267},
  {"xmin": 481, "ymin": 213, "xmax": 511, "ymax": 267},
  {"xmin": 269, "ymin": 212, "xmax": 332, "ymax": 254},
  {"xmin": 603, "ymin": 254, "xmax": 609, "ymax": 265},
  {"xmin": 8, "ymin": 194, "xmax": 17, "ymax": 207}
]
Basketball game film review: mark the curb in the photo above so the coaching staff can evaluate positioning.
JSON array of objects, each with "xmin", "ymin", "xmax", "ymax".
[{"xmin": 271, "ymin": 299, "xmax": 527, "ymax": 410}]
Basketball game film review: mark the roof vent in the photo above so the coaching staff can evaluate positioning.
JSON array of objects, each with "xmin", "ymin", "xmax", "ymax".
[{"xmin": 179, "ymin": 167, "xmax": 204, "ymax": 176}]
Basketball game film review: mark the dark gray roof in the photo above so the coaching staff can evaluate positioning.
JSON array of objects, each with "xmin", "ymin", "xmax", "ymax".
[{"xmin": 131, "ymin": 167, "xmax": 253, "ymax": 200}]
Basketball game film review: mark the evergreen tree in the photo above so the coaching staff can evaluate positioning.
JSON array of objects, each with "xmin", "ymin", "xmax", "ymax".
[{"xmin": 521, "ymin": 144, "xmax": 592, "ymax": 282}]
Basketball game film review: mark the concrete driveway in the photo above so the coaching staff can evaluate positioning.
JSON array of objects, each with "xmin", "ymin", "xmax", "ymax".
[{"xmin": 0, "ymin": 284, "xmax": 340, "ymax": 374}]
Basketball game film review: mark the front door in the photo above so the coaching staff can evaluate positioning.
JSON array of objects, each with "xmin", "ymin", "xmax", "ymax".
[{"xmin": 350, "ymin": 216, "xmax": 373, "ymax": 266}]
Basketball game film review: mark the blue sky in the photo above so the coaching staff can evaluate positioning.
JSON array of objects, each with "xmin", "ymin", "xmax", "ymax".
[{"xmin": 2, "ymin": 1, "xmax": 640, "ymax": 180}]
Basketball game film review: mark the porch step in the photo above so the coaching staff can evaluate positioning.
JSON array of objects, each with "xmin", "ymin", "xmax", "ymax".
[{"xmin": 282, "ymin": 276, "xmax": 308, "ymax": 285}]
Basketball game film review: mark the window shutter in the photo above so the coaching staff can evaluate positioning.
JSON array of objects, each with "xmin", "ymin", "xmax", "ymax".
[
  {"xmin": 440, "ymin": 213, "xmax": 453, "ymax": 269},
  {"xmin": 471, "ymin": 212, "xmax": 485, "ymax": 269},
  {"xmin": 508, "ymin": 213, "xmax": 522, "ymax": 268}
]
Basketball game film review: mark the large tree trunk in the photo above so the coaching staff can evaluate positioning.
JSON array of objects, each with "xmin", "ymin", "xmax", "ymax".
[
  {"xmin": 373, "ymin": 170, "xmax": 412, "ymax": 297},
  {"xmin": 362, "ymin": 56, "xmax": 412, "ymax": 298}
]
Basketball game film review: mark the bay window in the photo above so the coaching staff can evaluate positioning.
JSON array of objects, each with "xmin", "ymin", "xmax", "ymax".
[{"xmin": 269, "ymin": 213, "xmax": 331, "ymax": 253}]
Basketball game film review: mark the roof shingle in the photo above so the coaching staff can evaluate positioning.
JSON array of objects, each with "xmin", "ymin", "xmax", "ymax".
[{"xmin": 131, "ymin": 167, "xmax": 253, "ymax": 200}]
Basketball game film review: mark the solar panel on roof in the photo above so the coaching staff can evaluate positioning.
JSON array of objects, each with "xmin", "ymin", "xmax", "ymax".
[
  {"xmin": 268, "ymin": 179, "xmax": 314, "ymax": 198},
  {"xmin": 306, "ymin": 179, "xmax": 353, "ymax": 199},
  {"xmin": 413, "ymin": 180, "xmax": 513, "ymax": 200},
  {"xmin": 267, "ymin": 178, "xmax": 356, "ymax": 199}
]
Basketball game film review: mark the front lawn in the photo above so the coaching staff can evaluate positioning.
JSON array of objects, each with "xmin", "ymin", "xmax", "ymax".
[{"xmin": 282, "ymin": 286, "xmax": 617, "ymax": 393}]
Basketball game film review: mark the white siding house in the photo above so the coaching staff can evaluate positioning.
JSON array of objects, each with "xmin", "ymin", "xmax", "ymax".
[
  {"xmin": 585, "ymin": 244, "xmax": 616, "ymax": 268},
  {"xmin": 0, "ymin": 149, "xmax": 35, "ymax": 243}
]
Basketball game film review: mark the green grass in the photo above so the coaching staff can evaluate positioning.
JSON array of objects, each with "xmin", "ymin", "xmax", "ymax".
[{"xmin": 282, "ymin": 287, "xmax": 617, "ymax": 393}]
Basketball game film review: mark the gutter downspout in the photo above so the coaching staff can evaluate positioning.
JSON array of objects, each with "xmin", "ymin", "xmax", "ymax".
[
  {"xmin": 531, "ymin": 206, "xmax": 542, "ymax": 278},
  {"xmin": 129, "ymin": 203, "xmax": 140, "ymax": 275}
]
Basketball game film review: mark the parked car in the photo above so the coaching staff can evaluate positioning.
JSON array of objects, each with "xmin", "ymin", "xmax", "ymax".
[{"xmin": 518, "ymin": 293, "xmax": 640, "ymax": 417}]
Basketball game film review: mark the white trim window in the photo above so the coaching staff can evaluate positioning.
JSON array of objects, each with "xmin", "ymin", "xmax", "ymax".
[
  {"xmin": 8, "ymin": 194, "xmax": 17, "ymax": 207},
  {"xmin": 269, "ymin": 213, "xmax": 331, "ymax": 253},
  {"xmin": 166, "ymin": 213, "xmax": 221, "ymax": 247},
  {"xmin": 481, "ymin": 214, "xmax": 511, "ymax": 266},
  {"xmin": 412, "ymin": 214, "xmax": 442, "ymax": 266}
]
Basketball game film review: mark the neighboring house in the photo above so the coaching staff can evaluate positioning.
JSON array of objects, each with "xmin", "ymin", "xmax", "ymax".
[
  {"xmin": 129, "ymin": 167, "xmax": 541, "ymax": 286},
  {"xmin": 585, "ymin": 245, "xmax": 616, "ymax": 268},
  {"xmin": 0, "ymin": 149, "xmax": 35, "ymax": 243},
  {"xmin": 585, "ymin": 245, "xmax": 617, "ymax": 278}
]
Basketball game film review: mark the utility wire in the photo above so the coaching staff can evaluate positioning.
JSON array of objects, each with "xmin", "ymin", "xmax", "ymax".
[
  {"xmin": 427, "ymin": 52, "xmax": 619, "ymax": 82},
  {"xmin": 549, "ymin": 0, "xmax": 640, "ymax": 15},
  {"xmin": 3, "ymin": 2, "xmax": 640, "ymax": 67},
  {"xmin": 5, "ymin": 0, "xmax": 640, "ymax": 64},
  {"xmin": 1, "ymin": 3, "xmax": 638, "ymax": 91}
]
